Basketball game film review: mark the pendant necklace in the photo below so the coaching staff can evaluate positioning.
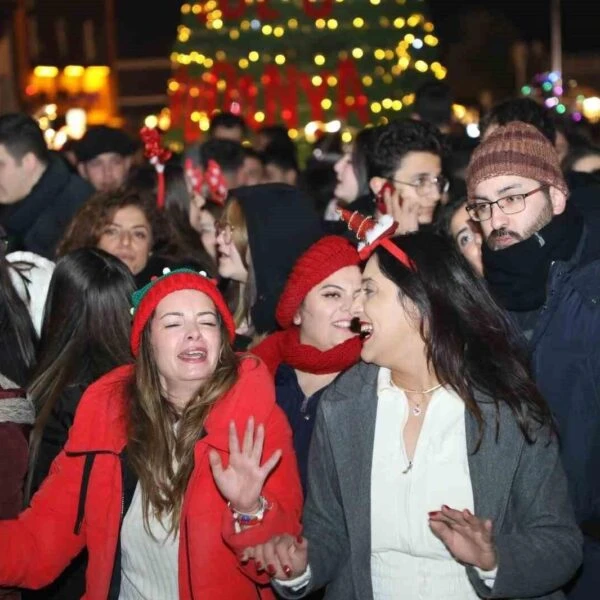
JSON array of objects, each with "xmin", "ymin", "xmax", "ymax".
[{"xmin": 393, "ymin": 382, "xmax": 443, "ymax": 416}]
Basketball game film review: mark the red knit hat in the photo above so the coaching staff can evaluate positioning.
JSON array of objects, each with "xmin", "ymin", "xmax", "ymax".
[
  {"xmin": 276, "ymin": 236, "xmax": 360, "ymax": 329},
  {"xmin": 130, "ymin": 268, "xmax": 236, "ymax": 356}
]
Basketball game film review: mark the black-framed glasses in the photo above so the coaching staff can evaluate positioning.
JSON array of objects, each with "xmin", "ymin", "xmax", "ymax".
[
  {"xmin": 388, "ymin": 174, "xmax": 450, "ymax": 196},
  {"xmin": 466, "ymin": 185, "xmax": 548, "ymax": 222}
]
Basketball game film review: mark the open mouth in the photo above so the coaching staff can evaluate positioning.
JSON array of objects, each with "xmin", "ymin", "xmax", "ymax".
[
  {"xmin": 350, "ymin": 318, "xmax": 373, "ymax": 340},
  {"xmin": 332, "ymin": 320, "xmax": 353, "ymax": 330},
  {"xmin": 178, "ymin": 349, "xmax": 208, "ymax": 362}
]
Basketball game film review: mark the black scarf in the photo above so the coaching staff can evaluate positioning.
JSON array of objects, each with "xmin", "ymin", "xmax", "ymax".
[{"xmin": 483, "ymin": 202, "xmax": 583, "ymax": 311}]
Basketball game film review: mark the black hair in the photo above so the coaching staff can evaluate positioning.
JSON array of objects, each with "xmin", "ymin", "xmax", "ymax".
[
  {"xmin": 256, "ymin": 124, "xmax": 291, "ymax": 149},
  {"xmin": 0, "ymin": 238, "xmax": 38, "ymax": 386},
  {"xmin": 199, "ymin": 139, "xmax": 245, "ymax": 177},
  {"xmin": 209, "ymin": 112, "xmax": 247, "ymax": 137},
  {"xmin": 26, "ymin": 248, "xmax": 135, "ymax": 500},
  {"xmin": 243, "ymin": 146, "xmax": 262, "ymax": 161},
  {"xmin": 373, "ymin": 232, "xmax": 554, "ymax": 445},
  {"xmin": 562, "ymin": 142, "xmax": 600, "ymax": 173},
  {"xmin": 413, "ymin": 81, "xmax": 453, "ymax": 128},
  {"xmin": 262, "ymin": 141, "xmax": 299, "ymax": 173},
  {"xmin": 0, "ymin": 113, "xmax": 49, "ymax": 164},
  {"xmin": 352, "ymin": 127, "xmax": 382, "ymax": 197},
  {"xmin": 480, "ymin": 98, "xmax": 556, "ymax": 144},
  {"xmin": 433, "ymin": 185, "xmax": 468, "ymax": 238},
  {"xmin": 368, "ymin": 119, "xmax": 446, "ymax": 180}
]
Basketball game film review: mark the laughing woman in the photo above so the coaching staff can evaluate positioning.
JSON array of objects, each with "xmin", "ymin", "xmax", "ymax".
[
  {"xmin": 0, "ymin": 269, "xmax": 302, "ymax": 599},
  {"xmin": 252, "ymin": 236, "xmax": 362, "ymax": 493},
  {"xmin": 247, "ymin": 232, "xmax": 582, "ymax": 600}
]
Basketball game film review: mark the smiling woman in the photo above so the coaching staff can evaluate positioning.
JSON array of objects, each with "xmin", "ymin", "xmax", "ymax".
[
  {"xmin": 247, "ymin": 232, "xmax": 582, "ymax": 600},
  {"xmin": 56, "ymin": 189, "xmax": 164, "ymax": 285},
  {"xmin": 0, "ymin": 269, "xmax": 302, "ymax": 599}
]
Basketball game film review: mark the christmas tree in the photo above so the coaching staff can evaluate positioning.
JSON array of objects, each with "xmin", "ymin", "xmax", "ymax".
[{"xmin": 165, "ymin": 0, "xmax": 445, "ymax": 147}]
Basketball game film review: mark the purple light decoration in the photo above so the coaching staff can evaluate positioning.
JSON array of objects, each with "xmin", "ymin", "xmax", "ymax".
[
  {"xmin": 572, "ymin": 112, "xmax": 583, "ymax": 122},
  {"xmin": 554, "ymin": 86, "xmax": 563, "ymax": 96}
]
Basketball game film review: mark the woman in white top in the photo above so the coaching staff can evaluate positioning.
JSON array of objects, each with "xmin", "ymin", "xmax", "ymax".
[{"xmin": 244, "ymin": 231, "xmax": 582, "ymax": 599}]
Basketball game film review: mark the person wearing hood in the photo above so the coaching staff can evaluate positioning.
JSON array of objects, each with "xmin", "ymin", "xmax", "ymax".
[
  {"xmin": 252, "ymin": 236, "xmax": 362, "ymax": 493},
  {"xmin": 215, "ymin": 183, "xmax": 322, "ymax": 349}
]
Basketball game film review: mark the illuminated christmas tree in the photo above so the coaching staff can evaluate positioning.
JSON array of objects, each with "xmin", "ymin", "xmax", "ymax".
[{"xmin": 165, "ymin": 0, "xmax": 446, "ymax": 147}]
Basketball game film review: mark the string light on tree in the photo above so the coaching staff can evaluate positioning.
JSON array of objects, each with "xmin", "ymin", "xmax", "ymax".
[{"xmin": 166, "ymin": 0, "xmax": 445, "ymax": 145}]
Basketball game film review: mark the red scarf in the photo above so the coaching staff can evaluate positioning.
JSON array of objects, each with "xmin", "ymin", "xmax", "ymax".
[{"xmin": 252, "ymin": 327, "xmax": 362, "ymax": 376}]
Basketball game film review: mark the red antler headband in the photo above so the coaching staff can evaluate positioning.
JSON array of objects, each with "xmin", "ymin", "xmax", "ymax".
[
  {"xmin": 140, "ymin": 127, "xmax": 172, "ymax": 209},
  {"xmin": 337, "ymin": 207, "xmax": 414, "ymax": 270},
  {"xmin": 184, "ymin": 159, "xmax": 228, "ymax": 206}
]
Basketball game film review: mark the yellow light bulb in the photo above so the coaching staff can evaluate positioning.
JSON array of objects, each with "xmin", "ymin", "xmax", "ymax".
[
  {"xmin": 316, "ymin": 19, "xmax": 326, "ymax": 29},
  {"xmin": 289, "ymin": 128, "xmax": 299, "ymax": 139},
  {"xmin": 314, "ymin": 54, "xmax": 326, "ymax": 66},
  {"xmin": 327, "ymin": 75, "xmax": 338, "ymax": 86},
  {"xmin": 230, "ymin": 30, "xmax": 240, "ymax": 40},
  {"xmin": 190, "ymin": 87, "xmax": 200, "ymax": 97},
  {"xmin": 273, "ymin": 26, "xmax": 285, "ymax": 37},
  {"xmin": 312, "ymin": 75, "xmax": 323, "ymax": 86},
  {"xmin": 275, "ymin": 54, "xmax": 286, "ymax": 65},
  {"xmin": 327, "ymin": 19, "xmax": 338, "ymax": 29},
  {"xmin": 407, "ymin": 14, "xmax": 421, "ymax": 27},
  {"xmin": 262, "ymin": 25, "xmax": 273, "ymax": 35},
  {"xmin": 204, "ymin": 58, "xmax": 213, "ymax": 68},
  {"xmin": 415, "ymin": 60, "xmax": 428, "ymax": 72},
  {"xmin": 249, "ymin": 51, "xmax": 260, "ymax": 62},
  {"xmin": 394, "ymin": 17, "xmax": 405, "ymax": 28},
  {"xmin": 168, "ymin": 80, "xmax": 179, "ymax": 92},
  {"xmin": 392, "ymin": 100, "xmax": 403, "ymax": 111},
  {"xmin": 382, "ymin": 98, "xmax": 393, "ymax": 109},
  {"xmin": 371, "ymin": 102, "xmax": 382, "ymax": 113},
  {"xmin": 191, "ymin": 111, "xmax": 201, "ymax": 122},
  {"xmin": 352, "ymin": 48, "xmax": 364, "ymax": 59},
  {"xmin": 288, "ymin": 19, "xmax": 298, "ymax": 29},
  {"xmin": 342, "ymin": 131, "xmax": 353, "ymax": 144},
  {"xmin": 353, "ymin": 17, "xmax": 364, "ymax": 28},
  {"xmin": 321, "ymin": 98, "xmax": 332, "ymax": 110},
  {"xmin": 254, "ymin": 111, "xmax": 265, "ymax": 123},
  {"xmin": 212, "ymin": 19, "xmax": 223, "ymax": 30},
  {"xmin": 181, "ymin": 4, "xmax": 191, "ymax": 14},
  {"xmin": 374, "ymin": 49, "xmax": 386, "ymax": 60},
  {"xmin": 362, "ymin": 75, "xmax": 373, "ymax": 86},
  {"xmin": 239, "ymin": 58, "xmax": 249, "ymax": 69}
]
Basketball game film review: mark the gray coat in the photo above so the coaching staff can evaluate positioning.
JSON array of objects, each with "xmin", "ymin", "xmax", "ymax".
[{"xmin": 276, "ymin": 362, "xmax": 582, "ymax": 600}]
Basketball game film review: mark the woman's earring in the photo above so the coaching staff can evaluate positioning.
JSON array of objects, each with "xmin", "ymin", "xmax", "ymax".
[{"xmin": 293, "ymin": 315, "xmax": 301, "ymax": 326}]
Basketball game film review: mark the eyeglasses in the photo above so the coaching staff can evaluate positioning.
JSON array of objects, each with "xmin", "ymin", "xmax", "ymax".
[
  {"xmin": 215, "ymin": 221, "xmax": 235, "ymax": 244},
  {"xmin": 389, "ymin": 174, "xmax": 450, "ymax": 196},
  {"xmin": 466, "ymin": 185, "xmax": 547, "ymax": 222}
]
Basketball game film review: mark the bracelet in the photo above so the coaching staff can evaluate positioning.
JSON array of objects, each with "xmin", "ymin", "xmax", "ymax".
[{"xmin": 229, "ymin": 496, "xmax": 269, "ymax": 532}]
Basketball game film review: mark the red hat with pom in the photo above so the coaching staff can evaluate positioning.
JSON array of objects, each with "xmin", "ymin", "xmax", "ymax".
[
  {"xmin": 130, "ymin": 268, "xmax": 235, "ymax": 356},
  {"xmin": 276, "ymin": 236, "xmax": 360, "ymax": 329}
]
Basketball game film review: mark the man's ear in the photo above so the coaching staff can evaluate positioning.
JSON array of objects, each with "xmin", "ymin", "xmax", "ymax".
[{"xmin": 549, "ymin": 186, "xmax": 567, "ymax": 216}]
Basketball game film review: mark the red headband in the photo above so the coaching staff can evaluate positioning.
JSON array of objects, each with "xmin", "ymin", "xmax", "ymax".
[{"xmin": 140, "ymin": 127, "xmax": 172, "ymax": 209}]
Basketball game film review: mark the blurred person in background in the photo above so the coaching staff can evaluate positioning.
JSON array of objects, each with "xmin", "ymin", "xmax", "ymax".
[
  {"xmin": 0, "ymin": 114, "xmax": 93, "ymax": 259},
  {"xmin": 75, "ymin": 125, "xmax": 137, "ymax": 193},
  {"xmin": 208, "ymin": 112, "xmax": 247, "ymax": 143}
]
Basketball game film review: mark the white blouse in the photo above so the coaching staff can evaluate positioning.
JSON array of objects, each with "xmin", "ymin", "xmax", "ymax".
[
  {"xmin": 119, "ymin": 483, "xmax": 179, "ymax": 600},
  {"xmin": 370, "ymin": 368, "xmax": 494, "ymax": 600}
]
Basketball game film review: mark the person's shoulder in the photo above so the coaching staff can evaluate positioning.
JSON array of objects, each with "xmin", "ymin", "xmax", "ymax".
[{"xmin": 322, "ymin": 361, "xmax": 378, "ymax": 404}]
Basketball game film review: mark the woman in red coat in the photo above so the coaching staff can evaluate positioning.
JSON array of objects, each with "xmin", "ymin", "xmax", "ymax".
[{"xmin": 0, "ymin": 268, "xmax": 303, "ymax": 600}]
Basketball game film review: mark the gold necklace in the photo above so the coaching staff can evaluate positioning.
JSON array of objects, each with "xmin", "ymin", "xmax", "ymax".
[{"xmin": 393, "ymin": 382, "xmax": 443, "ymax": 417}]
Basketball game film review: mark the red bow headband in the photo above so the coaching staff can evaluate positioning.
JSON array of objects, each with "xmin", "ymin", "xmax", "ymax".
[
  {"xmin": 184, "ymin": 159, "xmax": 228, "ymax": 206},
  {"xmin": 337, "ymin": 208, "xmax": 414, "ymax": 270},
  {"xmin": 140, "ymin": 127, "xmax": 172, "ymax": 209}
]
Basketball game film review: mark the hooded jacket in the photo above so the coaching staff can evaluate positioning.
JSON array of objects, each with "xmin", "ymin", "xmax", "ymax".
[
  {"xmin": 0, "ymin": 357, "xmax": 303, "ymax": 599},
  {"xmin": 235, "ymin": 184, "xmax": 322, "ymax": 334}
]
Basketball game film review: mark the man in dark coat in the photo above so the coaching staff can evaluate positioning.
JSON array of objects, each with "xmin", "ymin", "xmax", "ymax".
[
  {"xmin": 466, "ymin": 121, "xmax": 600, "ymax": 599},
  {"xmin": 0, "ymin": 113, "xmax": 94, "ymax": 259}
]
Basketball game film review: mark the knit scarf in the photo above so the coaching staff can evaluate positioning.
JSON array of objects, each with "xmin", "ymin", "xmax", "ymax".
[
  {"xmin": 252, "ymin": 327, "xmax": 362, "ymax": 376},
  {"xmin": 483, "ymin": 201, "xmax": 583, "ymax": 311}
]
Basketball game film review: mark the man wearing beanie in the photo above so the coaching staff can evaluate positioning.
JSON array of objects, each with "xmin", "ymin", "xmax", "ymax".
[
  {"xmin": 75, "ymin": 125, "xmax": 137, "ymax": 193},
  {"xmin": 466, "ymin": 121, "xmax": 600, "ymax": 599}
]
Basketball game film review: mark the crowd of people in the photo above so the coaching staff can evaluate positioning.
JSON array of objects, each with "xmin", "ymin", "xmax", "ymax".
[{"xmin": 0, "ymin": 80, "xmax": 599, "ymax": 599}]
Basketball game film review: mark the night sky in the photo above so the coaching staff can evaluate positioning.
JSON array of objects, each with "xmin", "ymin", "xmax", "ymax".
[{"xmin": 117, "ymin": 0, "xmax": 599, "ymax": 58}]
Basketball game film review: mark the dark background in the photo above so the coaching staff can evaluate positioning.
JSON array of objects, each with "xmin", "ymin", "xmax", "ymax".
[{"xmin": 116, "ymin": 0, "xmax": 599, "ymax": 58}]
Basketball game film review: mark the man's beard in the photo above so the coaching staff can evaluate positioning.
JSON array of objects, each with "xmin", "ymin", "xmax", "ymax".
[{"xmin": 487, "ymin": 198, "xmax": 554, "ymax": 251}]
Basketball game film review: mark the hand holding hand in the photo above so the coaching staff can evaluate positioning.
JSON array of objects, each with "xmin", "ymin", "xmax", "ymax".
[
  {"xmin": 242, "ymin": 534, "xmax": 309, "ymax": 579},
  {"xmin": 429, "ymin": 505, "xmax": 497, "ymax": 571}
]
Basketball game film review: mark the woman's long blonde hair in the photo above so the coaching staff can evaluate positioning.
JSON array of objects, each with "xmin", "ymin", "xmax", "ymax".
[
  {"xmin": 220, "ymin": 198, "xmax": 257, "ymax": 329},
  {"xmin": 127, "ymin": 316, "xmax": 239, "ymax": 535}
]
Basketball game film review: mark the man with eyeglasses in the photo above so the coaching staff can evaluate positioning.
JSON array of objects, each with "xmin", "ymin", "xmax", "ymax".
[
  {"xmin": 368, "ymin": 119, "xmax": 447, "ymax": 232},
  {"xmin": 466, "ymin": 121, "xmax": 600, "ymax": 600}
]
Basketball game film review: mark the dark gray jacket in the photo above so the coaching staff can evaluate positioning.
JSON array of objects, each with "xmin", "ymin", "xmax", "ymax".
[{"xmin": 277, "ymin": 362, "xmax": 582, "ymax": 600}]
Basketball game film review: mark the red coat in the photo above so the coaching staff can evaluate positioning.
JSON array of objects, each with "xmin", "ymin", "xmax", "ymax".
[{"xmin": 0, "ymin": 357, "xmax": 303, "ymax": 599}]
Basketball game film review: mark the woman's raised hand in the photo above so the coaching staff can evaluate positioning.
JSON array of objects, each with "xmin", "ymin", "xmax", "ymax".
[{"xmin": 209, "ymin": 416, "xmax": 281, "ymax": 513}]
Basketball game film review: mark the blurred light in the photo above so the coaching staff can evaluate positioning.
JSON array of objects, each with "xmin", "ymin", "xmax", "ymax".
[
  {"xmin": 556, "ymin": 104, "xmax": 567, "ymax": 114},
  {"xmin": 352, "ymin": 48, "xmax": 364, "ymax": 59},
  {"xmin": 466, "ymin": 123, "xmax": 480, "ymax": 138},
  {"xmin": 144, "ymin": 115, "xmax": 158, "ymax": 129},
  {"xmin": 254, "ymin": 111, "xmax": 265, "ymax": 123},
  {"xmin": 341, "ymin": 131, "xmax": 353, "ymax": 144},
  {"xmin": 325, "ymin": 120, "xmax": 341, "ymax": 133},
  {"xmin": 66, "ymin": 108, "xmax": 86, "ymax": 139},
  {"xmin": 64, "ymin": 65, "xmax": 84, "ymax": 77},
  {"xmin": 34, "ymin": 66, "xmax": 59, "ymax": 78},
  {"xmin": 412, "ymin": 39, "xmax": 423, "ymax": 49},
  {"xmin": 314, "ymin": 54, "xmax": 326, "ymax": 66},
  {"xmin": 521, "ymin": 85, "xmax": 532, "ymax": 95},
  {"xmin": 353, "ymin": 17, "xmax": 365, "ymax": 28}
]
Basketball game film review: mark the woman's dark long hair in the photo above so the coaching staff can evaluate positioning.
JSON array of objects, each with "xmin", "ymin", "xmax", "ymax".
[
  {"xmin": 27, "ymin": 248, "xmax": 135, "ymax": 493},
  {"xmin": 0, "ymin": 242, "xmax": 37, "ymax": 386},
  {"xmin": 374, "ymin": 232, "xmax": 553, "ymax": 444}
]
